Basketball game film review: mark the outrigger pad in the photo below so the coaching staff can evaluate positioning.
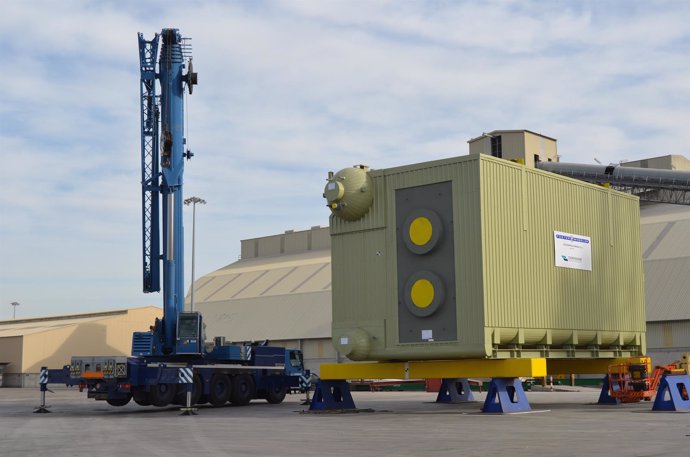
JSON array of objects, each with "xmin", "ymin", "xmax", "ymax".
[
  {"xmin": 309, "ymin": 380, "xmax": 356, "ymax": 411},
  {"xmin": 436, "ymin": 378, "xmax": 476, "ymax": 403},
  {"xmin": 482, "ymin": 377, "xmax": 531, "ymax": 413},
  {"xmin": 652, "ymin": 375, "xmax": 690, "ymax": 412},
  {"xmin": 597, "ymin": 375, "xmax": 620, "ymax": 405}
]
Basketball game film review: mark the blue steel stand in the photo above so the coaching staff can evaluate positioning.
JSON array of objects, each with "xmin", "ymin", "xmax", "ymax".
[
  {"xmin": 436, "ymin": 378, "xmax": 475, "ymax": 403},
  {"xmin": 309, "ymin": 380, "xmax": 356, "ymax": 411},
  {"xmin": 33, "ymin": 367, "xmax": 52, "ymax": 413},
  {"xmin": 481, "ymin": 377, "xmax": 531, "ymax": 413},
  {"xmin": 652, "ymin": 375, "xmax": 690, "ymax": 412},
  {"xmin": 597, "ymin": 374, "xmax": 619, "ymax": 405}
]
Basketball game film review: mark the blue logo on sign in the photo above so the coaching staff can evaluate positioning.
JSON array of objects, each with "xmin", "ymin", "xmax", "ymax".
[{"xmin": 556, "ymin": 234, "xmax": 589, "ymax": 244}]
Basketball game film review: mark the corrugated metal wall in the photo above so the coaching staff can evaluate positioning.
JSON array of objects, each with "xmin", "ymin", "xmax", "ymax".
[
  {"xmin": 331, "ymin": 154, "xmax": 645, "ymax": 361},
  {"xmin": 647, "ymin": 320, "xmax": 690, "ymax": 349},
  {"xmin": 647, "ymin": 319, "xmax": 690, "ymax": 366},
  {"xmin": 481, "ymin": 158, "xmax": 645, "ymax": 335}
]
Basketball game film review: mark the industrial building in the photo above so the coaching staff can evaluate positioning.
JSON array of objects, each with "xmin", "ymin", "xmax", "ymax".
[
  {"xmin": 467, "ymin": 129, "xmax": 560, "ymax": 167},
  {"xmin": 0, "ymin": 307, "xmax": 160, "ymax": 387},
  {"xmin": 638, "ymin": 202, "xmax": 690, "ymax": 365},
  {"xmin": 193, "ymin": 227, "xmax": 335, "ymax": 374}
]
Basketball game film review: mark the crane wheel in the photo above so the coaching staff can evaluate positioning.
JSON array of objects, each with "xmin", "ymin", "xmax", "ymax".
[
  {"xmin": 230, "ymin": 375, "xmax": 256, "ymax": 406},
  {"xmin": 265, "ymin": 385, "xmax": 288, "ymax": 404},
  {"xmin": 149, "ymin": 383, "xmax": 176, "ymax": 407},
  {"xmin": 133, "ymin": 391, "xmax": 151, "ymax": 406},
  {"xmin": 106, "ymin": 394, "xmax": 132, "ymax": 407},
  {"xmin": 209, "ymin": 374, "xmax": 232, "ymax": 406}
]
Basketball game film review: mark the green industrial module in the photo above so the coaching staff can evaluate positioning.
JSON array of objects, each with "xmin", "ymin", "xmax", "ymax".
[{"xmin": 323, "ymin": 154, "xmax": 645, "ymax": 361}]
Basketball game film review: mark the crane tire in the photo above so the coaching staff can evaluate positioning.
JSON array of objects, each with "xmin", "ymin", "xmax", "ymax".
[
  {"xmin": 149, "ymin": 383, "xmax": 176, "ymax": 407},
  {"xmin": 209, "ymin": 374, "xmax": 232, "ymax": 406},
  {"xmin": 106, "ymin": 394, "xmax": 132, "ymax": 407},
  {"xmin": 133, "ymin": 391, "xmax": 151, "ymax": 406},
  {"xmin": 265, "ymin": 385, "xmax": 288, "ymax": 404},
  {"xmin": 230, "ymin": 374, "xmax": 256, "ymax": 406}
]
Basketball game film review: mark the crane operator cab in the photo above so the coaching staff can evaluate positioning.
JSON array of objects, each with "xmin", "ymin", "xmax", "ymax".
[{"xmin": 176, "ymin": 312, "xmax": 204, "ymax": 354}]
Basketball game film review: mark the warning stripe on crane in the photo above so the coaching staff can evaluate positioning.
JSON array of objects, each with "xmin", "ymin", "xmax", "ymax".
[
  {"xmin": 39, "ymin": 368, "xmax": 48, "ymax": 385},
  {"xmin": 178, "ymin": 368, "xmax": 193, "ymax": 384},
  {"xmin": 298, "ymin": 374, "xmax": 311, "ymax": 390}
]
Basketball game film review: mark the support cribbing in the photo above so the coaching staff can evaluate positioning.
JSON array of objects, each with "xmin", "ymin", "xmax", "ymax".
[
  {"xmin": 436, "ymin": 378, "xmax": 476, "ymax": 403},
  {"xmin": 309, "ymin": 380, "xmax": 356, "ymax": 411},
  {"xmin": 652, "ymin": 375, "xmax": 690, "ymax": 412},
  {"xmin": 597, "ymin": 374, "xmax": 619, "ymax": 405},
  {"xmin": 481, "ymin": 377, "xmax": 531, "ymax": 413}
]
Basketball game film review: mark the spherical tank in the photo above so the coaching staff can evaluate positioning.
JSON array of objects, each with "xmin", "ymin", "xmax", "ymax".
[{"xmin": 323, "ymin": 165, "xmax": 373, "ymax": 221}]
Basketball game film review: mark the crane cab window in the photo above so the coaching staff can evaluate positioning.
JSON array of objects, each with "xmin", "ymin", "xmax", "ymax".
[
  {"xmin": 289, "ymin": 351, "xmax": 304, "ymax": 369},
  {"xmin": 178, "ymin": 313, "xmax": 200, "ymax": 338}
]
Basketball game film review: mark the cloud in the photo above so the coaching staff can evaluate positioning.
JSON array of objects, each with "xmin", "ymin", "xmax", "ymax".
[{"xmin": 1, "ymin": 0, "xmax": 689, "ymax": 318}]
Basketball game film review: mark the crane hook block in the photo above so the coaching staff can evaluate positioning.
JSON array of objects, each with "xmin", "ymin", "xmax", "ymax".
[{"xmin": 186, "ymin": 59, "xmax": 198, "ymax": 95}]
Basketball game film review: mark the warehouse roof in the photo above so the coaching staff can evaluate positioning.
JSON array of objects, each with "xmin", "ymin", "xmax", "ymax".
[
  {"xmin": 194, "ymin": 250, "xmax": 330, "ymax": 303},
  {"xmin": 0, "ymin": 307, "xmax": 160, "ymax": 338},
  {"xmin": 193, "ymin": 227, "xmax": 331, "ymax": 341},
  {"xmin": 640, "ymin": 203, "xmax": 690, "ymax": 321}
]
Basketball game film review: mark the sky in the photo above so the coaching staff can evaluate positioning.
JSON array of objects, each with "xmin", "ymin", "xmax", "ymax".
[{"xmin": 1, "ymin": 0, "xmax": 689, "ymax": 320}]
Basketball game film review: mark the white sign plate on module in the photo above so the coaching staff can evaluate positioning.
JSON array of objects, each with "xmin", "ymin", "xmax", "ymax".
[{"xmin": 554, "ymin": 231, "xmax": 592, "ymax": 271}]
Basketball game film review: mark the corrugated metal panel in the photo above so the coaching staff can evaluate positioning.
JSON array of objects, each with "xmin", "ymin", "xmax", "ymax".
[
  {"xmin": 644, "ymin": 219, "xmax": 690, "ymax": 260},
  {"xmin": 639, "ymin": 204, "xmax": 690, "ymax": 322},
  {"xmin": 197, "ymin": 291, "xmax": 331, "ymax": 341},
  {"xmin": 481, "ymin": 157, "xmax": 644, "ymax": 334},
  {"xmin": 647, "ymin": 320, "xmax": 690, "ymax": 348},
  {"xmin": 639, "ymin": 202, "xmax": 690, "ymax": 223},
  {"xmin": 644, "ymin": 257, "xmax": 690, "ymax": 321},
  {"xmin": 331, "ymin": 229, "xmax": 388, "ymax": 324},
  {"xmin": 640, "ymin": 222, "xmax": 669, "ymax": 259}
]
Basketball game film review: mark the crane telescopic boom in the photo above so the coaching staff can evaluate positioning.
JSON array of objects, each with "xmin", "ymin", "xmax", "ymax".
[{"xmin": 138, "ymin": 28, "xmax": 197, "ymax": 355}]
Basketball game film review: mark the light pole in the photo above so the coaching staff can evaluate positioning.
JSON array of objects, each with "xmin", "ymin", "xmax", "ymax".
[
  {"xmin": 184, "ymin": 196, "xmax": 206, "ymax": 312},
  {"xmin": 10, "ymin": 302, "xmax": 19, "ymax": 320}
]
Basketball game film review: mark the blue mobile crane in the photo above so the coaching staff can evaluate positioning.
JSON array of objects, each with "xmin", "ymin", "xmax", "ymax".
[{"xmin": 36, "ymin": 29, "xmax": 308, "ymax": 411}]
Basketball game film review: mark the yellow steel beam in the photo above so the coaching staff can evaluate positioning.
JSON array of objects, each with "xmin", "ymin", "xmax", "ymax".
[
  {"xmin": 546, "ymin": 357, "xmax": 651, "ymax": 375},
  {"xmin": 322, "ymin": 357, "xmax": 654, "ymax": 379},
  {"xmin": 319, "ymin": 358, "xmax": 547, "ymax": 380},
  {"xmin": 320, "ymin": 362, "xmax": 406, "ymax": 380},
  {"xmin": 409, "ymin": 358, "xmax": 546, "ymax": 378}
]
